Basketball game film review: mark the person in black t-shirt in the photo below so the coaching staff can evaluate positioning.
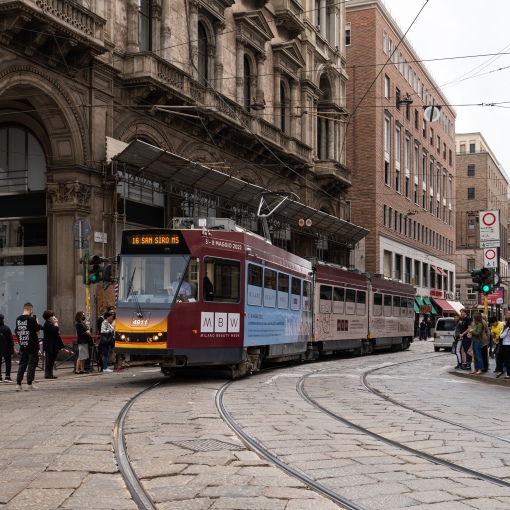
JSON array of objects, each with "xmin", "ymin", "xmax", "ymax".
[
  {"xmin": 15, "ymin": 302, "xmax": 41, "ymax": 391},
  {"xmin": 458, "ymin": 309, "xmax": 473, "ymax": 370}
]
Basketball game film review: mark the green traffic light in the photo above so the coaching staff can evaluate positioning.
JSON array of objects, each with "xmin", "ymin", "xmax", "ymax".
[{"xmin": 482, "ymin": 285, "xmax": 490, "ymax": 293}]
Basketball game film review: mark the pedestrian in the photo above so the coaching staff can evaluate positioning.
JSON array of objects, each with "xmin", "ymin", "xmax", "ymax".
[
  {"xmin": 458, "ymin": 309, "xmax": 472, "ymax": 370},
  {"xmin": 15, "ymin": 302, "xmax": 41, "ymax": 391},
  {"xmin": 453, "ymin": 314, "xmax": 463, "ymax": 369},
  {"xmin": 426, "ymin": 318, "xmax": 432, "ymax": 338},
  {"xmin": 110, "ymin": 312, "xmax": 123, "ymax": 372},
  {"xmin": 499, "ymin": 321, "xmax": 510, "ymax": 380},
  {"xmin": 489, "ymin": 316, "xmax": 504, "ymax": 377},
  {"xmin": 75, "ymin": 311, "xmax": 91, "ymax": 374},
  {"xmin": 419, "ymin": 319, "xmax": 427, "ymax": 341},
  {"xmin": 469, "ymin": 312, "xmax": 484, "ymax": 375},
  {"xmin": 97, "ymin": 310, "xmax": 106, "ymax": 335},
  {"xmin": 414, "ymin": 319, "xmax": 419, "ymax": 339},
  {"xmin": 0, "ymin": 314, "xmax": 15, "ymax": 383},
  {"xmin": 98, "ymin": 312, "xmax": 115, "ymax": 373},
  {"xmin": 42, "ymin": 310, "xmax": 64, "ymax": 380}
]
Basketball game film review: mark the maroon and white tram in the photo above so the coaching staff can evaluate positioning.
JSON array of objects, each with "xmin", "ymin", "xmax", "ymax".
[{"xmin": 113, "ymin": 220, "xmax": 414, "ymax": 377}]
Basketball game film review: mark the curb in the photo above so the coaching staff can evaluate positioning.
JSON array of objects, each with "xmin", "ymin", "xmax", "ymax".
[{"xmin": 447, "ymin": 368, "xmax": 510, "ymax": 388}]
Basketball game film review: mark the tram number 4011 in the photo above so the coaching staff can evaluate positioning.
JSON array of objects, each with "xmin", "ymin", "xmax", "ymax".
[{"xmin": 131, "ymin": 318, "xmax": 150, "ymax": 327}]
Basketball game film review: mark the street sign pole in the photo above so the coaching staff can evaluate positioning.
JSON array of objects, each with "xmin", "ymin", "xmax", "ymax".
[{"xmin": 484, "ymin": 293, "xmax": 488, "ymax": 315}]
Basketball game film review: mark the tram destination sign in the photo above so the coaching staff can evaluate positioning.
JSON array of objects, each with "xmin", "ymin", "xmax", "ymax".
[
  {"xmin": 121, "ymin": 230, "xmax": 190, "ymax": 255},
  {"xmin": 127, "ymin": 234, "xmax": 180, "ymax": 245}
]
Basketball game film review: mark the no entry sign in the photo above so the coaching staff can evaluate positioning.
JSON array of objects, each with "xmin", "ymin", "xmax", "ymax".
[
  {"xmin": 479, "ymin": 210, "xmax": 500, "ymax": 243},
  {"xmin": 484, "ymin": 248, "xmax": 497, "ymax": 268}
]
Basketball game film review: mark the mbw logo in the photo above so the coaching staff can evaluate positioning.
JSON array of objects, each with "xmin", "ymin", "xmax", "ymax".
[{"xmin": 201, "ymin": 312, "xmax": 240, "ymax": 333}]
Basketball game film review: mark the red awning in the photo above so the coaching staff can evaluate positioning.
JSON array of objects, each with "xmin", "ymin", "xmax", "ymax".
[
  {"xmin": 432, "ymin": 298, "xmax": 456, "ymax": 313},
  {"xmin": 438, "ymin": 267, "xmax": 448, "ymax": 277},
  {"xmin": 430, "ymin": 265, "xmax": 442, "ymax": 275}
]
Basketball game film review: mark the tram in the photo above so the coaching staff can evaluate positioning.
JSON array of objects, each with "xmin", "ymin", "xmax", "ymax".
[{"xmin": 113, "ymin": 219, "xmax": 414, "ymax": 378}]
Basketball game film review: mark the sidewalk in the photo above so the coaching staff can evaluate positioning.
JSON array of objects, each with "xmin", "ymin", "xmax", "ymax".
[{"xmin": 447, "ymin": 366, "xmax": 510, "ymax": 387}]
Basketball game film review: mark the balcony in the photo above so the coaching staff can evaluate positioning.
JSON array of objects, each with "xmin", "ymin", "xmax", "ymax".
[
  {"xmin": 312, "ymin": 160, "xmax": 351, "ymax": 186},
  {"xmin": 0, "ymin": 0, "xmax": 107, "ymax": 68},
  {"xmin": 273, "ymin": 0, "xmax": 305, "ymax": 38}
]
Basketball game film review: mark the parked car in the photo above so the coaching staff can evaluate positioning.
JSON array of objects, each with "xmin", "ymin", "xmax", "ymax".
[{"xmin": 433, "ymin": 317, "xmax": 455, "ymax": 352}]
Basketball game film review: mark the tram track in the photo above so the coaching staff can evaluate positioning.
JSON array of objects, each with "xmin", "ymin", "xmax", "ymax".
[
  {"xmin": 297, "ymin": 356, "xmax": 510, "ymax": 490},
  {"xmin": 361, "ymin": 355, "xmax": 510, "ymax": 444},
  {"xmin": 114, "ymin": 381, "xmax": 162, "ymax": 510}
]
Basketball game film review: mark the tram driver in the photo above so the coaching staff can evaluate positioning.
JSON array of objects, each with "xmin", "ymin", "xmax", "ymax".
[{"xmin": 169, "ymin": 271, "xmax": 192, "ymax": 300}]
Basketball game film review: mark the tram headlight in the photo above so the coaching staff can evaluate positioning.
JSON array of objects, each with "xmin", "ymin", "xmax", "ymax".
[
  {"xmin": 153, "ymin": 335, "xmax": 158, "ymax": 341},
  {"xmin": 120, "ymin": 335, "xmax": 126, "ymax": 340}
]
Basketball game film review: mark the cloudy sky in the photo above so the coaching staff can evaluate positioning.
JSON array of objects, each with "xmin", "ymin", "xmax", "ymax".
[{"xmin": 377, "ymin": 0, "xmax": 510, "ymax": 171}]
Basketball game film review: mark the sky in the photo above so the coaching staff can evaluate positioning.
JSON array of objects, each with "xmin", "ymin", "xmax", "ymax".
[{"xmin": 377, "ymin": 0, "xmax": 510, "ymax": 171}]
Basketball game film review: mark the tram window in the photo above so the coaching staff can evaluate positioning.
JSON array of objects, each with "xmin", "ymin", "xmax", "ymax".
[
  {"xmin": 319, "ymin": 285, "xmax": 332, "ymax": 313},
  {"xmin": 291, "ymin": 277, "xmax": 301, "ymax": 310},
  {"xmin": 203, "ymin": 257, "xmax": 240, "ymax": 303},
  {"xmin": 356, "ymin": 291, "xmax": 366, "ymax": 315},
  {"xmin": 278, "ymin": 273, "xmax": 289, "ymax": 309},
  {"xmin": 373, "ymin": 293, "xmax": 382, "ymax": 316},
  {"xmin": 400, "ymin": 298, "xmax": 407, "ymax": 316},
  {"xmin": 383, "ymin": 295, "xmax": 392, "ymax": 316},
  {"xmin": 393, "ymin": 296, "xmax": 401, "ymax": 317},
  {"xmin": 175, "ymin": 257, "xmax": 199, "ymax": 303},
  {"xmin": 247, "ymin": 264, "xmax": 262, "ymax": 306},
  {"xmin": 345, "ymin": 289, "xmax": 355, "ymax": 315},
  {"xmin": 264, "ymin": 268, "xmax": 277, "ymax": 307},
  {"xmin": 333, "ymin": 287, "xmax": 344, "ymax": 314},
  {"xmin": 408, "ymin": 297, "xmax": 414, "ymax": 317},
  {"xmin": 303, "ymin": 281, "xmax": 312, "ymax": 311}
]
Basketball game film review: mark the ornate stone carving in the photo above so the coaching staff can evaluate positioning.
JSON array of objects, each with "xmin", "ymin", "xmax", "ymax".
[{"xmin": 46, "ymin": 182, "xmax": 92, "ymax": 206}]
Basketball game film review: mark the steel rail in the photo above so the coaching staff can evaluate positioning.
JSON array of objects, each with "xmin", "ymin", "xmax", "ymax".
[
  {"xmin": 297, "ymin": 367, "xmax": 510, "ymax": 489},
  {"xmin": 216, "ymin": 381, "xmax": 366, "ymax": 510},
  {"xmin": 361, "ymin": 355, "xmax": 510, "ymax": 444},
  {"xmin": 113, "ymin": 382, "xmax": 162, "ymax": 510}
]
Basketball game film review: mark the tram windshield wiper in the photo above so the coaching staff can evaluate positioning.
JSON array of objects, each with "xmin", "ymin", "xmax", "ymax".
[{"xmin": 127, "ymin": 268, "xmax": 144, "ymax": 318}]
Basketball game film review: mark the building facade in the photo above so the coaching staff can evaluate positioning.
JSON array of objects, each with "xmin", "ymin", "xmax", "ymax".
[
  {"xmin": 455, "ymin": 133, "xmax": 509, "ymax": 317},
  {"xmin": 0, "ymin": 0, "xmax": 361, "ymax": 333},
  {"xmin": 345, "ymin": 0, "xmax": 458, "ymax": 317}
]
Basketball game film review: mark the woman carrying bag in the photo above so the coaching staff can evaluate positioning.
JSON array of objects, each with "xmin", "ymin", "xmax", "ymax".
[
  {"xmin": 75, "ymin": 311, "xmax": 91, "ymax": 374},
  {"xmin": 99, "ymin": 312, "xmax": 115, "ymax": 373},
  {"xmin": 42, "ymin": 310, "xmax": 64, "ymax": 379}
]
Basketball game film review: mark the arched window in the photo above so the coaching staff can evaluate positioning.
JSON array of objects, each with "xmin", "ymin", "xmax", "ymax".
[
  {"xmin": 197, "ymin": 22, "xmax": 207, "ymax": 85},
  {"xmin": 280, "ymin": 83, "xmax": 286, "ymax": 132},
  {"xmin": 243, "ymin": 56, "xmax": 251, "ymax": 111},
  {"xmin": 0, "ymin": 125, "xmax": 46, "ymax": 193},
  {"xmin": 139, "ymin": 0, "xmax": 151, "ymax": 51}
]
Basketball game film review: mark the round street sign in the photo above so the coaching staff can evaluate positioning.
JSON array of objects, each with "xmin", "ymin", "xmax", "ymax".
[
  {"xmin": 485, "ymin": 249, "xmax": 496, "ymax": 260},
  {"xmin": 72, "ymin": 218, "xmax": 91, "ymax": 239},
  {"xmin": 423, "ymin": 105, "xmax": 441, "ymax": 122},
  {"xmin": 482, "ymin": 212, "xmax": 496, "ymax": 226}
]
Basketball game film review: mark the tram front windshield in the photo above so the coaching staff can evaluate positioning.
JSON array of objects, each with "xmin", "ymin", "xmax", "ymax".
[{"xmin": 118, "ymin": 255, "xmax": 191, "ymax": 308}]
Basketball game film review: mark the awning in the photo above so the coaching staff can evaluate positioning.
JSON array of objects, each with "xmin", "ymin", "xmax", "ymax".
[
  {"xmin": 423, "ymin": 298, "xmax": 438, "ymax": 315},
  {"xmin": 447, "ymin": 301, "xmax": 464, "ymax": 314},
  {"xmin": 432, "ymin": 298, "xmax": 456, "ymax": 313},
  {"xmin": 415, "ymin": 297, "xmax": 424, "ymax": 306},
  {"xmin": 414, "ymin": 297, "xmax": 423, "ymax": 313},
  {"xmin": 437, "ymin": 267, "xmax": 448, "ymax": 277},
  {"xmin": 430, "ymin": 265, "xmax": 442, "ymax": 275},
  {"xmin": 110, "ymin": 139, "xmax": 370, "ymax": 246}
]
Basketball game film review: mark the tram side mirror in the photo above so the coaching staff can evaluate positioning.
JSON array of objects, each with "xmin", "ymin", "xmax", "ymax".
[{"xmin": 103, "ymin": 264, "xmax": 112, "ymax": 282}]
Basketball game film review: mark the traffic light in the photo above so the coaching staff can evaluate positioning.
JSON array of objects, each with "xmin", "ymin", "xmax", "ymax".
[
  {"xmin": 471, "ymin": 269, "xmax": 483, "ymax": 292},
  {"xmin": 471, "ymin": 268, "xmax": 493, "ymax": 293},
  {"xmin": 88, "ymin": 254, "xmax": 104, "ymax": 284}
]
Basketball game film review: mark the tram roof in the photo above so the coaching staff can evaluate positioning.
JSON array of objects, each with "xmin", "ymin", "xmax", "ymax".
[{"xmin": 110, "ymin": 139, "xmax": 370, "ymax": 245}]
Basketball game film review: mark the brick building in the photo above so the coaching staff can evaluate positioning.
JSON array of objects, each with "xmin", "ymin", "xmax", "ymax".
[
  {"xmin": 455, "ymin": 133, "xmax": 509, "ymax": 317},
  {"xmin": 345, "ymin": 0, "xmax": 459, "ymax": 317}
]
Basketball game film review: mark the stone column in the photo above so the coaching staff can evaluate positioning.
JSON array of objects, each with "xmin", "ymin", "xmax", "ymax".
[
  {"xmin": 152, "ymin": 0, "xmax": 161, "ymax": 54},
  {"xmin": 236, "ymin": 40, "xmax": 245, "ymax": 105},
  {"xmin": 320, "ymin": 117, "xmax": 326, "ymax": 159},
  {"xmin": 290, "ymin": 79, "xmax": 299, "ymax": 138},
  {"xmin": 328, "ymin": 118, "xmax": 335, "ymax": 159},
  {"xmin": 301, "ymin": 88, "xmax": 308, "ymax": 144},
  {"xmin": 161, "ymin": 0, "xmax": 171, "ymax": 61},
  {"xmin": 319, "ymin": 0, "xmax": 326, "ymax": 39},
  {"xmin": 328, "ymin": 6, "xmax": 337, "ymax": 48},
  {"xmin": 207, "ymin": 46, "xmax": 215, "ymax": 85},
  {"xmin": 334, "ymin": 117, "xmax": 338, "ymax": 161},
  {"xmin": 274, "ymin": 67, "xmax": 281, "ymax": 126},
  {"xmin": 189, "ymin": 0, "xmax": 199, "ymax": 80},
  {"xmin": 214, "ymin": 22, "xmax": 225, "ymax": 93},
  {"xmin": 126, "ymin": 0, "xmax": 139, "ymax": 53},
  {"xmin": 255, "ymin": 54, "xmax": 266, "ymax": 111}
]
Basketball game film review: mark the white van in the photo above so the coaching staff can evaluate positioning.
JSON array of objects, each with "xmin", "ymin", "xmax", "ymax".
[{"xmin": 433, "ymin": 317, "xmax": 456, "ymax": 351}]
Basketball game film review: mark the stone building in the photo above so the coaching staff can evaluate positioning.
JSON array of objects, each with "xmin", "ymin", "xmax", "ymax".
[
  {"xmin": 0, "ymin": 0, "xmax": 366, "ymax": 333},
  {"xmin": 345, "ymin": 0, "xmax": 459, "ymax": 317},
  {"xmin": 455, "ymin": 132, "xmax": 509, "ymax": 317}
]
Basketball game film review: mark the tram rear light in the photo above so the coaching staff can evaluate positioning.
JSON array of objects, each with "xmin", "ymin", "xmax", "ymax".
[
  {"xmin": 193, "ymin": 330, "xmax": 198, "ymax": 334},
  {"xmin": 244, "ymin": 312, "xmax": 247, "ymax": 316}
]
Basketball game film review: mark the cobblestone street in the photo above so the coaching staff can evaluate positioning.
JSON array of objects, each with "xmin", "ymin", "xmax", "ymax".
[{"xmin": 1, "ymin": 341, "xmax": 509, "ymax": 509}]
